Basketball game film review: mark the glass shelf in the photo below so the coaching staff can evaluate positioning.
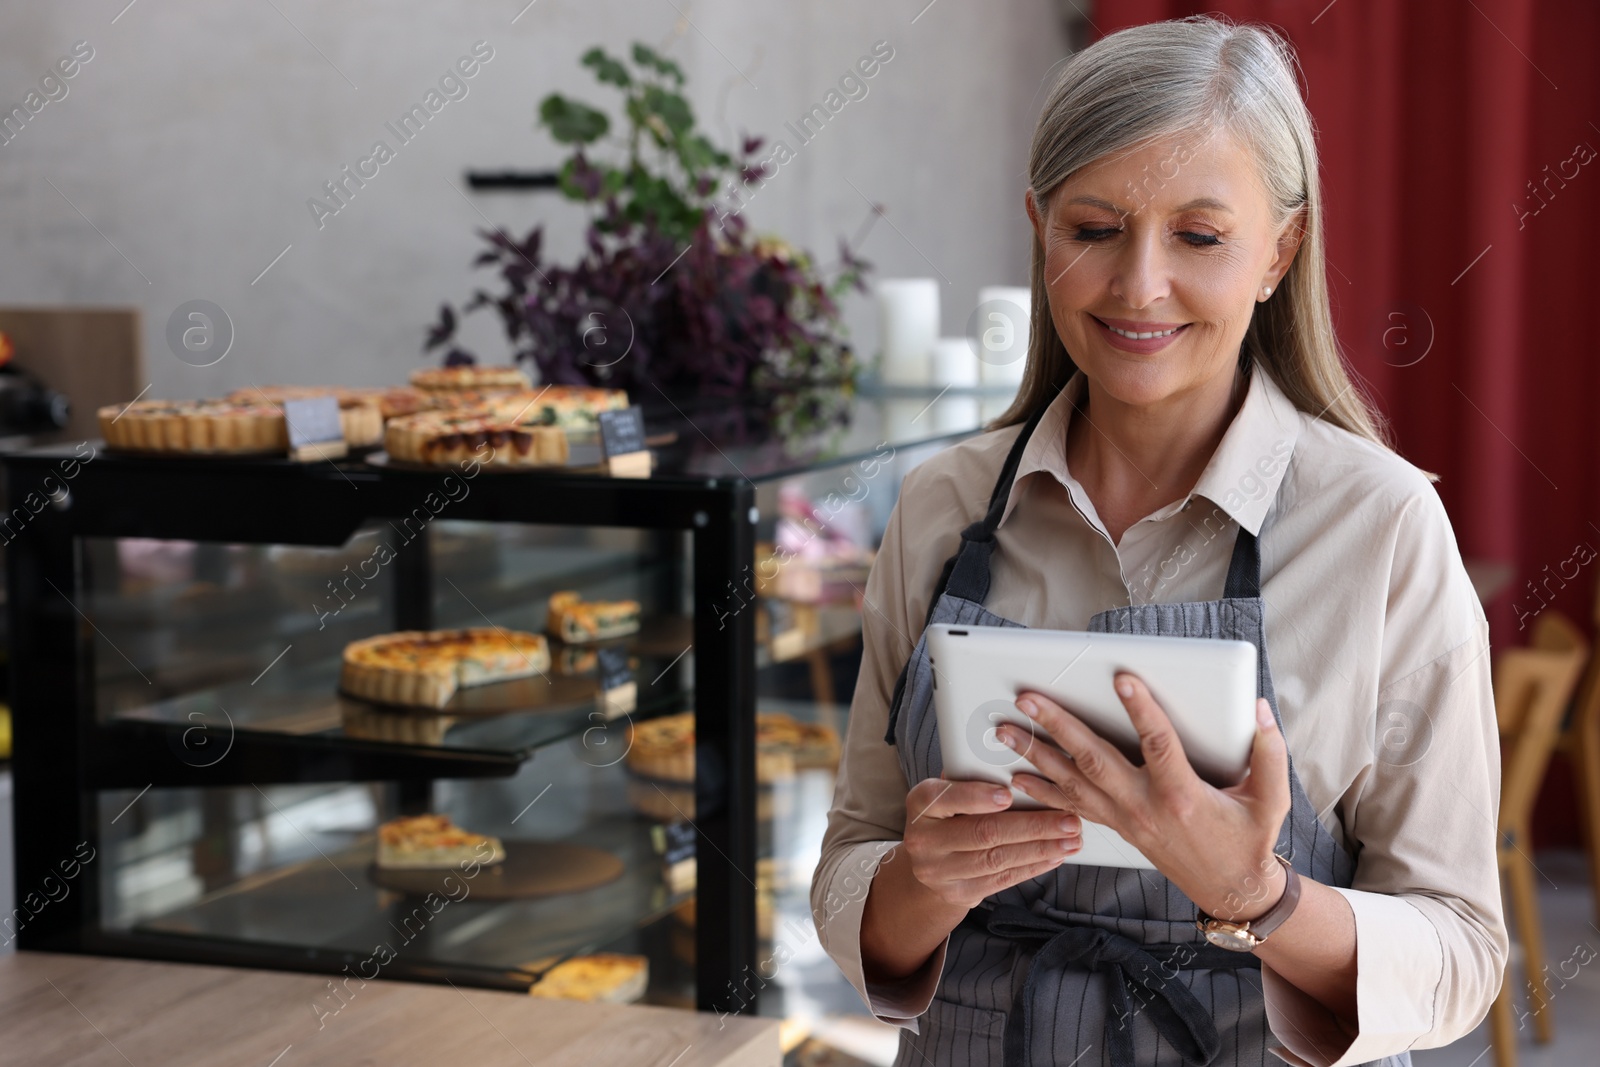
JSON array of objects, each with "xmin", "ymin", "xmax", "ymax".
[{"xmin": 129, "ymin": 813, "xmax": 690, "ymax": 981}]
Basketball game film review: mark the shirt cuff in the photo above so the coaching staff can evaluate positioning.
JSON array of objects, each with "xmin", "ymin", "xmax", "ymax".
[
  {"xmin": 814, "ymin": 840, "xmax": 949, "ymax": 1029},
  {"xmin": 1263, "ymin": 888, "xmax": 1442, "ymax": 1067}
]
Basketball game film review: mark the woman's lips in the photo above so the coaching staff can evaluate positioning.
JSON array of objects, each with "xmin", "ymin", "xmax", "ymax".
[{"xmin": 1092, "ymin": 316, "xmax": 1191, "ymax": 354}]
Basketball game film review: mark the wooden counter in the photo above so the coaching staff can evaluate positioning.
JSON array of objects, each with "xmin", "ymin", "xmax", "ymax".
[{"xmin": 0, "ymin": 952, "xmax": 780, "ymax": 1067}]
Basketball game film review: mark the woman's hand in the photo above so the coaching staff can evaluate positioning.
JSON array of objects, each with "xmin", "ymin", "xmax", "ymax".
[
  {"xmin": 1002, "ymin": 672, "xmax": 1291, "ymax": 921},
  {"xmin": 860, "ymin": 776, "xmax": 1085, "ymax": 984},
  {"xmin": 900, "ymin": 776, "xmax": 1084, "ymax": 910}
]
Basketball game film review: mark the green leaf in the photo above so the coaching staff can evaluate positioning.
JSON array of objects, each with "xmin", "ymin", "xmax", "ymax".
[
  {"xmin": 641, "ymin": 86, "xmax": 694, "ymax": 136},
  {"xmin": 538, "ymin": 94, "xmax": 610, "ymax": 145},
  {"xmin": 556, "ymin": 159, "xmax": 589, "ymax": 201},
  {"xmin": 632, "ymin": 43, "xmax": 685, "ymax": 84},
  {"xmin": 676, "ymin": 133, "xmax": 719, "ymax": 174},
  {"xmin": 581, "ymin": 47, "xmax": 631, "ymax": 88}
]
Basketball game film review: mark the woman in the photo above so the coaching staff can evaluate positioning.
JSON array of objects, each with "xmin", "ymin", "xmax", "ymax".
[{"xmin": 813, "ymin": 16, "xmax": 1506, "ymax": 1067}]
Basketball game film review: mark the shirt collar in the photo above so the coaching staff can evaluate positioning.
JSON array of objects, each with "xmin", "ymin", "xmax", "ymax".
[{"xmin": 996, "ymin": 363, "xmax": 1304, "ymax": 536}]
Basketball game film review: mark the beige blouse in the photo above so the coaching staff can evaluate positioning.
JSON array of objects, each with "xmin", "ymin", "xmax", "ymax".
[{"xmin": 812, "ymin": 365, "xmax": 1507, "ymax": 1067}]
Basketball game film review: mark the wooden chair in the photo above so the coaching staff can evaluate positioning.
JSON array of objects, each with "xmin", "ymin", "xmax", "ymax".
[
  {"xmin": 1553, "ymin": 575, "xmax": 1600, "ymax": 926},
  {"xmin": 1487, "ymin": 611, "xmax": 1589, "ymax": 1067}
]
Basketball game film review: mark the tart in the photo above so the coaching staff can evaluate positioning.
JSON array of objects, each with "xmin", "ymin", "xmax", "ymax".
[
  {"xmin": 99, "ymin": 399, "xmax": 288, "ymax": 454},
  {"xmin": 383, "ymin": 409, "xmax": 569, "ymax": 467},
  {"xmin": 340, "ymin": 700, "xmax": 455, "ymax": 746},
  {"xmin": 526, "ymin": 953, "xmax": 648, "ymax": 1003},
  {"xmin": 547, "ymin": 590, "xmax": 641, "ymax": 644},
  {"xmin": 226, "ymin": 386, "xmax": 384, "ymax": 447},
  {"xmin": 485, "ymin": 386, "xmax": 629, "ymax": 432},
  {"xmin": 410, "ymin": 365, "xmax": 531, "ymax": 393},
  {"xmin": 376, "ymin": 814, "xmax": 505, "ymax": 869},
  {"xmin": 624, "ymin": 710, "xmax": 840, "ymax": 782},
  {"xmin": 341, "ymin": 628, "xmax": 551, "ymax": 708}
]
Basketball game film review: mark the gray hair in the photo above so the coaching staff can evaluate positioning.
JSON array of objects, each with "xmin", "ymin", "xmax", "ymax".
[{"xmin": 993, "ymin": 14, "xmax": 1401, "ymax": 463}]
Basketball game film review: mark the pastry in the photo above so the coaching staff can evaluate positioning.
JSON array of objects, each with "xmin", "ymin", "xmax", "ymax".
[
  {"xmin": 99, "ymin": 399, "xmax": 289, "ymax": 454},
  {"xmin": 525, "ymin": 953, "xmax": 649, "ymax": 1003},
  {"xmin": 340, "ymin": 700, "xmax": 455, "ymax": 746},
  {"xmin": 547, "ymin": 591, "xmax": 641, "ymax": 643},
  {"xmin": 383, "ymin": 409, "xmax": 569, "ymax": 467},
  {"xmin": 226, "ymin": 386, "xmax": 385, "ymax": 447},
  {"xmin": 410, "ymin": 365, "xmax": 532, "ymax": 393},
  {"xmin": 488, "ymin": 386, "xmax": 629, "ymax": 432},
  {"xmin": 375, "ymin": 814, "xmax": 505, "ymax": 869},
  {"xmin": 625, "ymin": 711, "xmax": 841, "ymax": 782},
  {"xmin": 341, "ymin": 628, "xmax": 551, "ymax": 708}
]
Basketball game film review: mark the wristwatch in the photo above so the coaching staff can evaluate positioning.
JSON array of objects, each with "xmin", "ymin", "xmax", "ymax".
[{"xmin": 1195, "ymin": 854, "xmax": 1300, "ymax": 951}]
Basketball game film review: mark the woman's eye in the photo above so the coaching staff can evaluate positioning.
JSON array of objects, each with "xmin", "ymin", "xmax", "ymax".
[{"xmin": 1071, "ymin": 227, "xmax": 1222, "ymax": 247}]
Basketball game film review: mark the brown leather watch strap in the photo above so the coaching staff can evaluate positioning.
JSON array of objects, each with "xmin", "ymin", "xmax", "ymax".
[{"xmin": 1244, "ymin": 854, "xmax": 1301, "ymax": 941}]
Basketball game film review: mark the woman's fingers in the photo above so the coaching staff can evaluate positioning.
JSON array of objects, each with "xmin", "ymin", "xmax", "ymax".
[
  {"xmin": 906, "ymin": 777, "xmax": 1013, "ymax": 822},
  {"xmin": 1006, "ymin": 772, "xmax": 1078, "ymax": 813},
  {"xmin": 1112, "ymin": 672, "xmax": 1199, "ymax": 787},
  {"xmin": 937, "ymin": 831, "xmax": 1083, "ymax": 885},
  {"xmin": 1013, "ymin": 691, "xmax": 1140, "ymax": 805},
  {"xmin": 1231, "ymin": 697, "xmax": 1290, "ymax": 817},
  {"xmin": 944, "ymin": 807, "xmax": 1081, "ymax": 852},
  {"xmin": 956, "ymin": 853, "xmax": 1081, "ymax": 900}
]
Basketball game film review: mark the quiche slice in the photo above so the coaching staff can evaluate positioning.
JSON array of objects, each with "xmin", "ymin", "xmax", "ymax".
[
  {"xmin": 483, "ymin": 386, "xmax": 629, "ymax": 432},
  {"xmin": 546, "ymin": 590, "xmax": 641, "ymax": 644},
  {"xmin": 376, "ymin": 814, "xmax": 505, "ymax": 869},
  {"xmin": 526, "ymin": 953, "xmax": 648, "ymax": 1003},
  {"xmin": 623, "ymin": 711, "xmax": 813, "ymax": 784},
  {"xmin": 410, "ymin": 366, "xmax": 531, "ymax": 393},
  {"xmin": 383, "ymin": 410, "xmax": 569, "ymax": 468},
  {"xmin": 341, "ymin": 628, "xmax": 551, "ymax": 708},
  {"xmin": 226, "ymin": 386, "xmax": 385, "ymax": 448}
]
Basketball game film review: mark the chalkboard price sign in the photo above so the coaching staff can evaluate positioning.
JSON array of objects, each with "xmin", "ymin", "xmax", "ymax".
[
  {"xmin": 598, "ymin": 406, "xmax": 650, "ymax": 477},
  {"xmin": 282, "ymin": 396, "xmax": 347, "ymax": 461},
  {"xmin": 596, "ymin": 644, "xmax": 631, "ymax": 692}
]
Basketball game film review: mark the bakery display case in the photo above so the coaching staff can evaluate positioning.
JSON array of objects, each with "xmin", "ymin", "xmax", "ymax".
[{"xmin": 4, "ymin": 388, "xmax": 997, "ymax": 1033}]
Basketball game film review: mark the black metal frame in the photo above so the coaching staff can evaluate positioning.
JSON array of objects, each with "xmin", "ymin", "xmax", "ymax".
[{"xmin": 4, "ymin": 444, "xmax": 757, "ymax": 1013}]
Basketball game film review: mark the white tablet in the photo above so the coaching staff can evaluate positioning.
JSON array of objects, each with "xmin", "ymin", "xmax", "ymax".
[{"xmin": 929, "ymin": 623, "xmax": 1259, "ymax": 869}]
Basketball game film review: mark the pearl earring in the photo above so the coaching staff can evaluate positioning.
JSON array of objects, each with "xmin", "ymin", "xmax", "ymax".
[{"xmin": 1262, "ymin": 286, "xmax": 1272, "ymax": 297}]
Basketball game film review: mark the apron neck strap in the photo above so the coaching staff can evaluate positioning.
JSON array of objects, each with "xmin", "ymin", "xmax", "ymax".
[
  {"xmin": 938, "ymin": 397, "xmax": 1055, "ymax": 604},
  {"xmin": 1222, "ymin": 523, "xmax": 1262, "ymax": 599}
]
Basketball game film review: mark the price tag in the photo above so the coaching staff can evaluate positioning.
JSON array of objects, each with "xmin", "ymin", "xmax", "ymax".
[
  {"xmin": 597, "ymin": 644, "xmax": 631, "ymax": 692},
  {"xmin": 596, "ymin": 644, "xmax": 636, "ymax": 717},
  {"xmin": 598, "ymin": 406, "xmax": 650, "ymax": 478},
  {"xmin": 661, "ymin": 820, "xmax": 697, "ymax": 864},
  {"xmin": 767, "ymin": 598, "xmax": 805, "ymax": 661},
  {"xmin": 282, "ymin": 396, "xmax": 347, "ymax": 462}
]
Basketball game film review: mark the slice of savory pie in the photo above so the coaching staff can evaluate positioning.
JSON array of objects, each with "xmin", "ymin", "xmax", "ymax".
[
  {"xmin": 526, "ymin": 953, "xmax": 649, "ymax": 1003},
  {"xmin": 410, "ymin": 365, "xmax": 532, "ymax": 393},
  {"xmin": 342, "ymin": 628, "xmax": 551, "ymax": 708},
  {"xmin": 375, "ymin": 814, "xmax": 505, "ymax": 869},
  {"xmin": 546, "ymin": 591, "xmax": 641, "ymax": 644}
]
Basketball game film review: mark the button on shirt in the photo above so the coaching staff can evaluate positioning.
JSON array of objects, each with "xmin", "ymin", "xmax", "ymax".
[{"xmin": 812, "ymin": 366, "xmax": 1507, "ymax": 1067}]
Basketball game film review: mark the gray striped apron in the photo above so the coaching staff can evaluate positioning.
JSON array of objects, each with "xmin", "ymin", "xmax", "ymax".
[{"xmin": 882, "ymin": 402, "xmax": 1406, "ymax": 1067}]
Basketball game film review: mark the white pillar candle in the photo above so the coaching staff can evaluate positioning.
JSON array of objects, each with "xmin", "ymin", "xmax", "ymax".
[
  {"xmin": 931, "ymin": 337, "xmax": 979, "ymax": 388},
  {"xmin": 876, "ymin": 278, "xmax": 939, "ymax": 386},
  {"xmin": 975, "ymin": 285, "xmax": 1032, "ymax": 389}
]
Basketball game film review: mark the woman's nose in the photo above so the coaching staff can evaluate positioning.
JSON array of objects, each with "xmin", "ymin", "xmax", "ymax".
[{"xmin": 1109, "ymin": 226, "xmax": 1172, "ymax": 310}]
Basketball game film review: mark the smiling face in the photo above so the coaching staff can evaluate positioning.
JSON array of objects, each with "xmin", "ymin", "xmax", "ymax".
[{"xmin": 1025, "ymin": 127, "xmax": 1303, "ymax": 410}]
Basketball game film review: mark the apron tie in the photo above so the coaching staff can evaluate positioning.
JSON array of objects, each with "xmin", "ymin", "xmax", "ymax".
[{"xmin": 971, "ymin": 904, "xmax": 1261, "ymax": 1067}]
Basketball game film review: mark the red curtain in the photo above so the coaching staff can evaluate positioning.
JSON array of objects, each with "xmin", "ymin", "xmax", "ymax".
[{"xmin": 1091, "ymin": 0, "xmax": 1600, "ymax": 842}]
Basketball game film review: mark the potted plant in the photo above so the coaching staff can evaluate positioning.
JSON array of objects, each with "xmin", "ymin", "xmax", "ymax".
[{"xmin": 426, "ymin": 43, "xmax": 869, "ymax": 435}]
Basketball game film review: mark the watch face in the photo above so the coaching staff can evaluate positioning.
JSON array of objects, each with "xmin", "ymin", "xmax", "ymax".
[{"xmin": 1203, "ymin": 926, "xmax": 1258, "ymax": 952}]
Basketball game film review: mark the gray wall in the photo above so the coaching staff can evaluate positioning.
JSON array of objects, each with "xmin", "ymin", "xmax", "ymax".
[{"xmin": 0, "ymin": 1, "xmax": 1070, "ymax": 400}]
